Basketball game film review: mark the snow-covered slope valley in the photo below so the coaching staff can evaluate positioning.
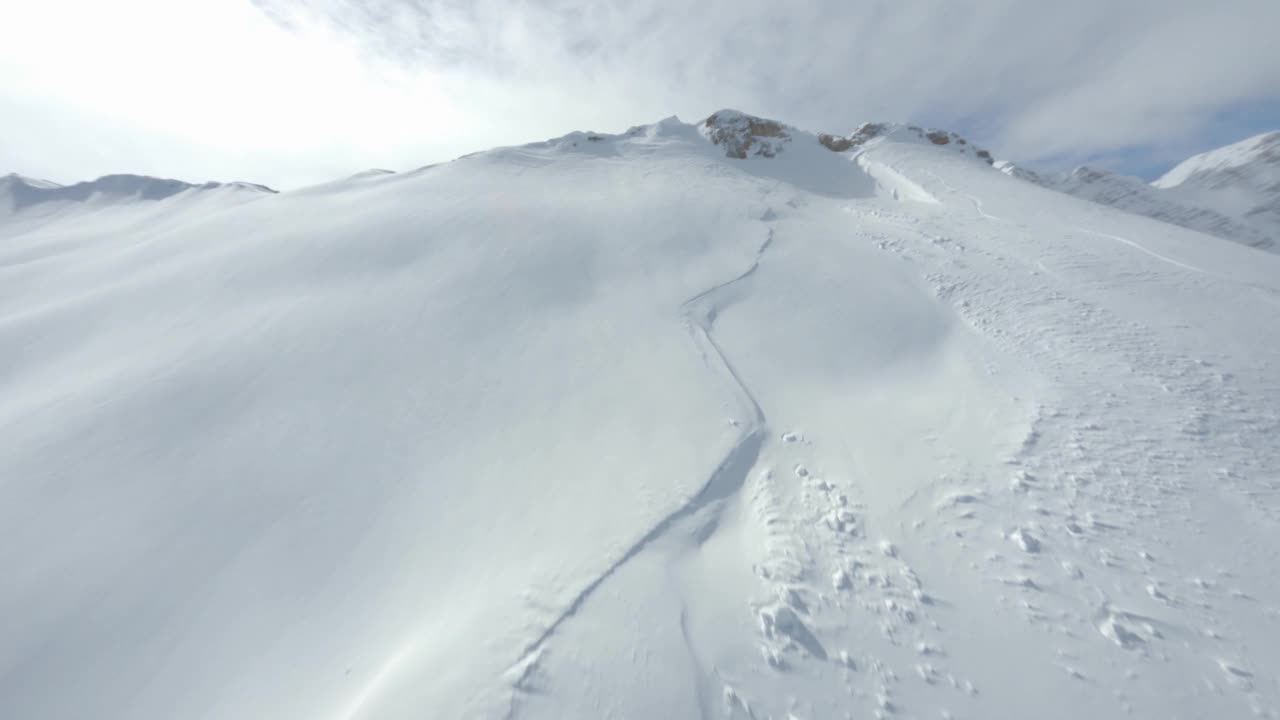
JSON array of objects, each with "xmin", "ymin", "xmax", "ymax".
[{"xmin": 3, "ymin": 112, "xmax": 1280, "ymax": 720}]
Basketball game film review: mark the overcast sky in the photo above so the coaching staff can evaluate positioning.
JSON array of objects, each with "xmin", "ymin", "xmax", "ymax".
[{"xmin": 3, "ymin": 0, "xmax": 1278, "ymax": 189}]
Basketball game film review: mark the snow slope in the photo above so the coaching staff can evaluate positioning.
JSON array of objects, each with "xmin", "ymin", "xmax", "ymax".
[
  {"xmin": 999, "ymin": 131, "xmax": 1280, "ymax": 252},
  {"xmin": 3, "ymin": 112, "xmax": 1280, "ymax": 720},
  {"xmin": 1009, "ymin": 164, "xmax": 1277, "ymax": 252}
]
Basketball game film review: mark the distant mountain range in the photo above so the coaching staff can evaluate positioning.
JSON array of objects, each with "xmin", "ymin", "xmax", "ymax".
[
  {"xmin": 8, "ymin": 129, "xmax": 1277, "ymax": 256},
  {"xmin": 0, "ymin": 172, "xmax": 274, "ymax": 215}
]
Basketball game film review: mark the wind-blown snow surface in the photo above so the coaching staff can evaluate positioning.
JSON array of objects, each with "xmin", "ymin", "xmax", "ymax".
[{"xmin": 3, "ymin": 114, "xmax": 1280, "ymax": 720}]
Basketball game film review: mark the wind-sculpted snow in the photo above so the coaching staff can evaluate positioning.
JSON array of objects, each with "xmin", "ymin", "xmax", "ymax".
[{"xmin": 3, "ymin": 114, "xmax": 1280, "ymax": 720}]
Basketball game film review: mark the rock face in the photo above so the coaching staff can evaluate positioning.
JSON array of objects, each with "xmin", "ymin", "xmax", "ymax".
[
  {"xmin": 818, "ymin": 123, "xmax": 995, "ymax": 165},
  {"xmin": 817, "ymin": 123, "xmax": 886, "ymax": 152},
  {"xmin": 699, "ymin": 112, "xmax": 996, "ymax": 167},
  {"xmin": 701, "ymin": 110, "xmax": 792, "ymax": 159}
]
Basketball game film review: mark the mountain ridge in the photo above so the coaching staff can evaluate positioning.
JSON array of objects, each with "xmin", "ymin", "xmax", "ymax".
[
  {"xmin": 1, "ymin": 172, "xmax": 277, "ymax": 214},
  {"xmin": 3, "ymin": 110, "xmax": 1000, "ymax": 218}
]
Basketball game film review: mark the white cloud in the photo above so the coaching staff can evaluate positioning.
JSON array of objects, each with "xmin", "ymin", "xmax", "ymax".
[
  {"xmin": 998, "ymin": 5, "xmax": 1280, "ymax": 160},
  {"xmin": 3, "ymin": 0, "xmax": 1278, "ymax": 187},
  {"xmin": 0, "ymin": 0, "xmax": 473, "ymax": 186}
]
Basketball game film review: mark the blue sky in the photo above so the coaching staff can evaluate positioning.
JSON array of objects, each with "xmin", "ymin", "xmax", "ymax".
[
  {"xmin": 1012, "ymin": 97, "xmax": 1280, "ymax": 180},
  {"xmin": 2, "ymin": 0, "xmax": 1278, "ymax": 188}
]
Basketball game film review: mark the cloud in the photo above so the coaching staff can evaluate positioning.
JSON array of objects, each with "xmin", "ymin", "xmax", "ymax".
[
  {"xmin": 3, "ymin": 0, "xmax": 1278, "ymax": 186},
  {"xmin": 997, "ymin": 5, "xmax": 1280, "ymax": 161},
  {"xmin": 0, "ymin": 0, "xmax": 474, "ymax": 187}
]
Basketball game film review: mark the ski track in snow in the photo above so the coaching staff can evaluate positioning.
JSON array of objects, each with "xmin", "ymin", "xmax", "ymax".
[
  {"xmin": 509, "ymin": 145, "xmax": 1280, "ymax": 720},
  {"xmin": 505, "ymin": 224, "xmax": 777, "ymax": 716}
]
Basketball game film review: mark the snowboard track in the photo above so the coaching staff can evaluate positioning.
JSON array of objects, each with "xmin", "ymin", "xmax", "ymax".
[{"xmin": 504, "ymin": 227, "xmax": 777, "ymax": 718}]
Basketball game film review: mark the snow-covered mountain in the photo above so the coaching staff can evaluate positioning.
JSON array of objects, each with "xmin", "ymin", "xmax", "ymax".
[
  {"xmin": 0, "ymin": 172, "xmax": 275, "ymax": 217},
  {"xmin": 1154, "ymin": 131, "xmax": 1280, "ymax": 243},
  {"xmin": 3, "ymin": 111, "xmax": 1280, "ymax": 720},
  {"xmin": 999, "ymin": 132, "xmax": 1280, "ymax": 252}
]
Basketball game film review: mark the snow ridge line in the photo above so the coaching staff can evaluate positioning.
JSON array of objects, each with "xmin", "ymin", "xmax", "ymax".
[
  {"xmin": 1069, "ymin": 226, "xmax": 1280, "ymax": 308},
  {"xmin": 504, "ymin": 227, "xmax": 776, "ymax": 717},
  {"xmin": 1071, "ymin": 225, "xmax": 1208, "ymax": 275}
]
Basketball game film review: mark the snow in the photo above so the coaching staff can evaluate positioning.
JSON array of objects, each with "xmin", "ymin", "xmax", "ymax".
[
  {"xmin": 1153, "ymin": 130, "xmax": 1280, "ymax": 190},
  {"xmin": 1153, "ymin": 131, "xmax": 1280, "ymax": 248},
  {"xmin": 1004, "ymin": 131, "xmax": 1280, "ymax": 252},
  {"xmin": 999, "ymin": 163, "xmax": 1276, "ymax": 251},
  {"xmin": 1, "ymin": 172, "xmax": 274, "ymax": 213},
  {"xmin": 3, "ymin": 112, "xmax": 1280, "ymax": 720}
]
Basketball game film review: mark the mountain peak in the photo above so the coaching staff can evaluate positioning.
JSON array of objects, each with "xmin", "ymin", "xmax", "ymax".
[
  {"xmin": 1154, "ymin": 130, "xmax": 1280, "ymax": 190},
  {"xmin": 1141, "ymin": 130, "xmax": 1280, "ymax": 246},
  {"xmin": 2, "ymin": 172, "xmax": 62, "ymax": 190},
  {"xmin": 700, "ymin": 110, "xmax": 793, "ymax": 159}
]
